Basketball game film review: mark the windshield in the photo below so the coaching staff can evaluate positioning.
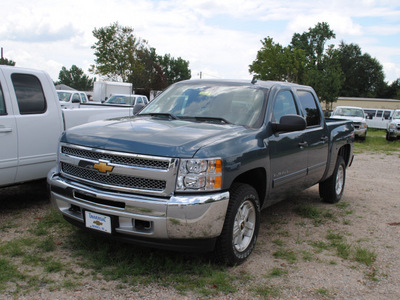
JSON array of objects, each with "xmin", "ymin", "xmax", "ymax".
[
  {"xmin": 57, "ymin": 92, "xmax": 72, "ymax": 102},
  {"xmin": 139, "ymin": 82, "xmax": 267, "ymax": 127},
  {"xmin": 333, "ymin": 107, "xmax": 364, "ymax": 118},
  {"xmin": 393, "ymin": 111, "xmax": 400, "ymax": 119},
  {"xmin": 105, "ymin": 95, "xmax": 134, "ymax": 105}
]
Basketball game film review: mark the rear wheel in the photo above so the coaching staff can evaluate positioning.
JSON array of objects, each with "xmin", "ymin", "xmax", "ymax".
[
  {"xmin": 215, "ymin": 183, "xmax": 260, "ymax": 266},
  {"xmin": 319, "ymin": 156, "xmax": 346, "ymax": 203}
]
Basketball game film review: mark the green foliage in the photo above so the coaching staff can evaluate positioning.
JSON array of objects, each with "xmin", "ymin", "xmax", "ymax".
[
  {"xmin": 0, "ymin": 57, "xmax": 16, "ymax": 66},
  {"xmin": 249, "ymin": 21, "xmax": 398, "ymax": 102},
  {"xmin": 56, "ymin": 65, "xmax": 95, "ymax": 90},
  {"xmin": 91, "ymin": 22, "xmax": 191, "ymax": 91},
  {"xmin": 290, "ymin": 22, "xmax": 336, "ymax": 67},
  {"xmin": 249, "ymin": 37, "xmax": 306, "ymax": 83},
  {"xmin": 337, "ymin": 42, "xmax": 386, "ymax": 98}
]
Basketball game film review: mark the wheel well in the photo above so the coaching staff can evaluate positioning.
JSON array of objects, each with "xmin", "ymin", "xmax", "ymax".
[
  {"xmin": 338, "ymin": 144, "xmax": 351, "ymax": 166},
  {"xmin": 232, "ymin": 168, "xmax": 266, "ymax": 207}
]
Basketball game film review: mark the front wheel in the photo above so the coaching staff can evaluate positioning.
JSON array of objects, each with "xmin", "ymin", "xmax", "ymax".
[
  {"xmin": 215, "ymin": 183, "xmax": 260, "ymax": 266},
  {"xmin": 319, "ymin": 156, "xmax": 346, "ymax": 203}
]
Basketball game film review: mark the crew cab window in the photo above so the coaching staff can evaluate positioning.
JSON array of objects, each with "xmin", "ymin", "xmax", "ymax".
[
  {"xmin": 0, "ymin": 84, "xmax": 6, "ymax": 115},
  {"xmin": 11, "ymin": 74, "xmax": 47, "ymax": 114},
  {"xmin": 297, "ymin": 91, "xmax": 320, "ymax": 127},
  {"xmin": 272, "ymin": 90, "xmax": 298, "ymax": 122},
  {"xmin": 383, "ymin": 111, "xmax": 391, "ymax": 119}
]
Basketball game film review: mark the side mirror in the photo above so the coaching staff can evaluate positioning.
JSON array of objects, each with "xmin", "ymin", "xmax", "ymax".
[
  {"xmin": 71, "ymin": 99, "xmax": 80, "ymax": 104},
  {"xmin": 272, "ymin": 114, "xmax": 307, "ymax": 133}
]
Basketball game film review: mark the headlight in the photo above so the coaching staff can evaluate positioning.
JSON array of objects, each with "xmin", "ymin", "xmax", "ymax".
[
  {"xmin": 389, "ymin": 123, "xmax": 396, "ymax": 129},
  {"xmin": 176, "ymin": 158, "xmax": 222, "ymax": 191},
  {"xmin": 362, "ymin": 122, "xmax": 367, "ymax": 129}
]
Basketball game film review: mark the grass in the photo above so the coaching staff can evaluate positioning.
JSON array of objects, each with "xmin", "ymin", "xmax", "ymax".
[{"xmin": 354, "ymin": 129, "xmax": 400, "ymax": 154}]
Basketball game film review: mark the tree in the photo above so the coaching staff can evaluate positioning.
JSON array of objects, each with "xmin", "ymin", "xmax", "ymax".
[
  {"xmin": 304, "ymin": 46, "xmax": 344, "ymax": 109},
  {"xmin": 337, "ymin": 42, "xmax": 385, "ymax": 97},
  {"xmin": 290, "ymin": 22, "xmax": 336, "ymax": 67},
  {"xmin": 91, "ymin": 22, "xmax": 191, "ymax": 91},
  {"xmin": 56, "ymin": 65, "xmax": 95, "ymax": 90},
  {"xmin": 249, "ymin": 37, "xmax": 306, "ymax": 83},
  {"xmin": 90, "ymin": 22, "xmax": 147, "ymax": 82},
  {"xmin": 158, "ymin": 54, "xmax": 191, "ymax": 86},
  {"xmin": 0, "ymin": 57, "xmax": 16, "ymax": 66}
]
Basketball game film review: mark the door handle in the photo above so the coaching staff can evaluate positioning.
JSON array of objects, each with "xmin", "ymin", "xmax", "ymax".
[
  {"xmin": 298, "ymin": 141, "xmax": 308, "ymax": 147},
  {"xmin": 0, "ymin": 127, "xmax": 13, "ymax": 133},
  {"xmin": 320, "ymin": 136, "xmax": 328, "ymax": 142}
]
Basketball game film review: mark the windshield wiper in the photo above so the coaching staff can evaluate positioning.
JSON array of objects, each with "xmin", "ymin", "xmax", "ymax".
[
  {"xmin": 180, "ymin": 116, "xmax": 232, "ymax": 124},
  {"xmin": 139, "ymin": 113, "xmax": 179, "ymax": 120}
]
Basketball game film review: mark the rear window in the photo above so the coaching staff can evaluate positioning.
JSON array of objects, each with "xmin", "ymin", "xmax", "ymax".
[
  {"xmin": 12, "ymin": 74, "xmax": 47, "ymax": 114},
  {"xmin": 297, "ymin": 90, "xmax": 321, "ymax": 127}
]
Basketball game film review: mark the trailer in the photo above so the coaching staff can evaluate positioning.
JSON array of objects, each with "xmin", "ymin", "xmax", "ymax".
[{"xmin": 93, "ymin": 81, "xmax": 133, "ymax": 102}]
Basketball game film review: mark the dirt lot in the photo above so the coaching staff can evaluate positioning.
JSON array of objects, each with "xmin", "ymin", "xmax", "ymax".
[{"xmin": 1, "ymin": 151, "xmax": 400, "ymax": 299}]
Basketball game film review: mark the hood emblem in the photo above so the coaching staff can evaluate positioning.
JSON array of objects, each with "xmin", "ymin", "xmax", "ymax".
[{"xmin": 93, "ymin": 161, "xmax": 114, "ymax": 174}]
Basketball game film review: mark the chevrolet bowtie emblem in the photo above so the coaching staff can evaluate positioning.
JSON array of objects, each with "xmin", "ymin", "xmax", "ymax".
[{"xmin": 93, "ymin": 161, "xmax": 114, "ymax": 174}]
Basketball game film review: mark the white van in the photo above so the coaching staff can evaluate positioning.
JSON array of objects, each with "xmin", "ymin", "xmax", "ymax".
[{"xmin": 364, "ymin": 108, "xmax": 393, "ymax": 129}]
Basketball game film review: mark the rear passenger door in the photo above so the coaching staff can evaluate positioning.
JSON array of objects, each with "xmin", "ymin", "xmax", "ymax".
[
  {"xmin": 296, "ymin": 89, "xmax": 329, "ymax": 186},
  {"xmin": 0, "ymin": 77, "xmax": 18, "ymax": 186},
  {"xmin": 11, "ymin": 72, "xmax": 62, "ymax": 183}
]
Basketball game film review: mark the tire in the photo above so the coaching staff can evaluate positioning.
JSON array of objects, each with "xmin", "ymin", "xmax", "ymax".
[
  {"xmin": 386, "ymin": 132, "xmax": 394, "ymax": 141},
  {"xmin": 215, "ymin": 183, "xmax": 260, "ymax": 266},
  {"xmin": 319, "ymin": 156, "xmax": 346, "ymax": 204}
]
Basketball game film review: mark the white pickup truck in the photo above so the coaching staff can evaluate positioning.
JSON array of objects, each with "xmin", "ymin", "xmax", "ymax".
[{"xmin": 0, "ymin": 65, "xmax": 133, "ymax": 187}]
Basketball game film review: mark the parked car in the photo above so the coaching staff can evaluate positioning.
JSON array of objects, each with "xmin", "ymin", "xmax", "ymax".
[
  {"xmin": 0, "ymin": 65, "xmax": 134, "ymax": 188},
  {"xmin": 57, "ymin": 90, "xmax": 89, "ymax": 108},
  {"xmin": 386, "ymin": 109, "xmax": 400, "ymax": 141},
  {"xmin": 48, "ymin": 79, "xmax": 354, "ymax": 265},
  {"xmin": 331, "ymin": 106, "xmax": 368, "ymax": 140},
  {"xmin": 104, "ymin": 94, "xmax": 149, "ymax": 113}
]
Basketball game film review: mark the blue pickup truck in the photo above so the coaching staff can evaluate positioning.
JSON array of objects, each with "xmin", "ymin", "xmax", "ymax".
[{"xmin": 48, "ymin": 79, "xmax": 354, "ymax": 265}]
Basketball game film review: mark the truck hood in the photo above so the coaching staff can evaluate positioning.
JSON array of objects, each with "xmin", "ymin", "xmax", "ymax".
[
  {"xmin": 61, "ymin": 116, "xmax": 247, "ymax": 157},
  {"xmin": 331, "ymin": 116, "xmax": 365, "ymax": 123}
]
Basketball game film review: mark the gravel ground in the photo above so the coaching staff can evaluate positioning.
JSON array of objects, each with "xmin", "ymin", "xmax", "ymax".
[{"xmin": 1, "ymin": 151, "xmax": 400, "ymax": 299}]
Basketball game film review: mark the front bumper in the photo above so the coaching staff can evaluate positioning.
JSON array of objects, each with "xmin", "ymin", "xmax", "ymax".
[
  {"xmin": 354, "ymin": 127, "xmax": 367, "ymax": 137},
  {"xmin": 47, "ymin": 169, "xmax": 229, "ymax": 251},
  {"xmin": 387, "ymin": 128, "xmax": 400, "ymax": 138}
]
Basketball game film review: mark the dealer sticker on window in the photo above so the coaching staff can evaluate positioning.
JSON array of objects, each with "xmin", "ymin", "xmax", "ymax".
[{"xmin": 85, "ymin": 211, "xmax": 112, "ymax": 234}]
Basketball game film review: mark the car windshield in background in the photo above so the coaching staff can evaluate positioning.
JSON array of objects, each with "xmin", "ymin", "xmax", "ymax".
[
  {"xmin": 105, "ymin": 95, "xmax": 134, "ymax": 105},
  {"xmin": 139, "ymin": 83, "xmax": 267, "ymax": 128},
  {"xmin": 333, "ymin": 108, "xmax": 364, "ymax": 118},
  {"xmin": 57, "ymin": 92, "xmax": 71, "ymax": 102},
  {"xmin": 393, "ymin": 111, "xmax": 400, "ymax": 119}
]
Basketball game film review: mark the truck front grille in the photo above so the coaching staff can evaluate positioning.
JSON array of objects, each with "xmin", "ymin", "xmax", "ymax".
[
  {"xmin": 59, "ymin": 143, "xmax": 178, "ymax": 196},
  {"xmin": 62, "ymin": 146, "xmax": 169, "ymax": 170},
  {"xmin": 61, "ymin": 163, "xmax": 166, "ymax": 191}
]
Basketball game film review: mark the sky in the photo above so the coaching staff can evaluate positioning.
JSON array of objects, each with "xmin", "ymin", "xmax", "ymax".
[{"xmin": 1, "ymin": 0, "xmax": 400, "ymax": 85}]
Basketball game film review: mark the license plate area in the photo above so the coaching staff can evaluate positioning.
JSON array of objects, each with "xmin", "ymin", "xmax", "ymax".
[{"xmin": 84, "ymin": 211, "xmax": 113, "ymax": 234}]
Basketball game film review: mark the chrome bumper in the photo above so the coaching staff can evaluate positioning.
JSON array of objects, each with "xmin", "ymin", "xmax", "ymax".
[
  {"xmin": 387, "ymin": 128, "xmax": 400, "ymax": 137},
  {"xmin": 48, "ymin": 169, "xmax": 229, "ymax": 240},
  {"xmin": 354, "ymin": 127, "xmax": 367, "ymax": 137}
]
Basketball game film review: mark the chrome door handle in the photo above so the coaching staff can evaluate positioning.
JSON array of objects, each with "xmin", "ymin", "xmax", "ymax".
[
  {"xmin": 0, "ymin": 127, "xmax": 12, "ymax": 133},
  {"xmin": 298, "ymin": 141, "xmax": 308, "ymax": 147}
]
